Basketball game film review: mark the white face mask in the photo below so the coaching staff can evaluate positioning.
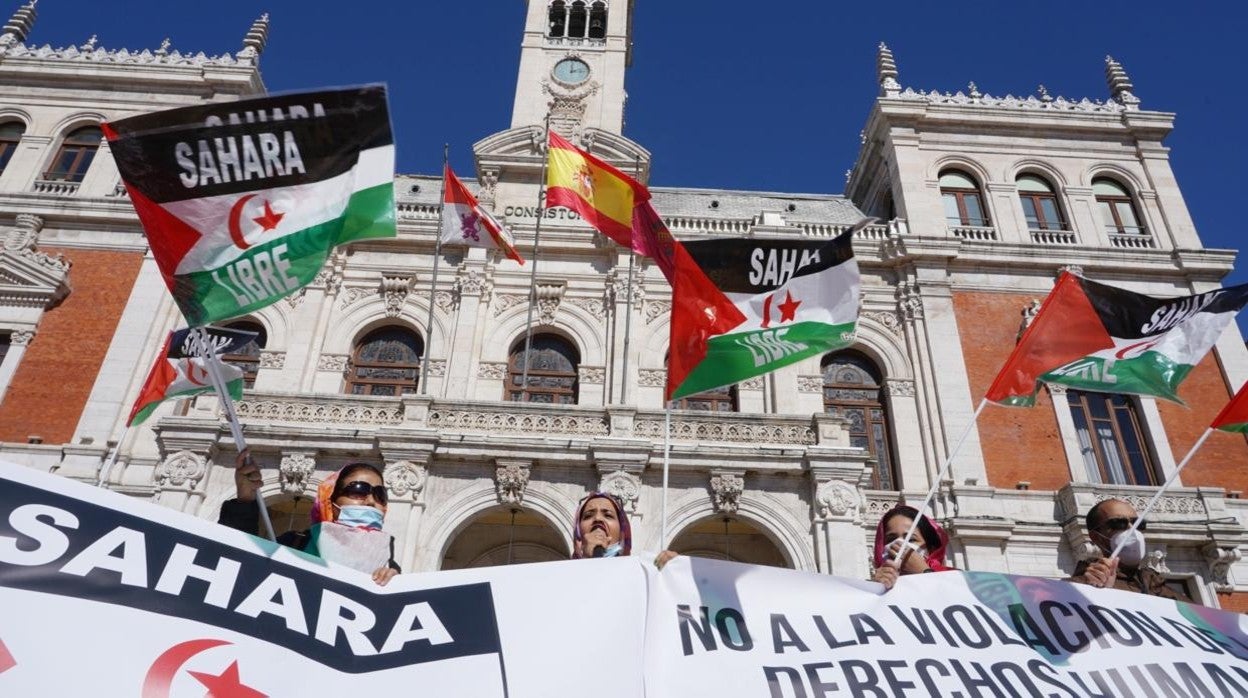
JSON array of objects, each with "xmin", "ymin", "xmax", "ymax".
[{"xmin": 1110, "ymin": 528, "xmax": 1146, "ymax": 567}]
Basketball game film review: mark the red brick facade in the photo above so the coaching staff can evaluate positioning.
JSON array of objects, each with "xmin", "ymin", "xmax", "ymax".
[
  {"xmin": 0, "ymin": 247, "xmax": 144, "ymax": 445},
  {"xmin": 1157, "ymin": 353, "xmax": 1248, "ymax": 492}
]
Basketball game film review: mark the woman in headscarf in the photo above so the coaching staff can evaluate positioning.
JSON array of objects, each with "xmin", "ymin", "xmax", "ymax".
[
  {"xmin": 218, "ymin": 451, "xmax": 401, "ymax": 585},
  {"xmin": 572, "ymin": 491, "xmax": 678, "ymax": 568},
  {"xmin": 870, "ymin": 504, "xmax": 953, "ymax": 590}
]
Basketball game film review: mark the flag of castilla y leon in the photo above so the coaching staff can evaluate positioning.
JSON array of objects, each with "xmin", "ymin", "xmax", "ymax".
[
  {"xmin": 103, "ymin": 86, "xmax": 396, "ymax": 326},
  {"xmin": 986, "ymin": 271, "xmax": 1248, "ymax": 407},
  {"xmin": 667, "ymin": 232, "xmax": 860, "ymax": 401},
  {"xmin": 441, "ymin": 165, "xmax": 524, "ymax": 264}
]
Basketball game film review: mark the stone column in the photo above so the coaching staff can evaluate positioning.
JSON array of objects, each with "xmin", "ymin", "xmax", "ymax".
[{"xmin": 379, "ymin": 431, "xmax": 437, "ymax": 571}]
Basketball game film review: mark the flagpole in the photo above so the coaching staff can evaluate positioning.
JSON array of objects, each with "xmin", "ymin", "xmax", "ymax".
[
  {"xmin": 196, "ymin": 327, "xmax": 276, "ymax": 541},
  {"xmin": 519, "ymin": 115, "xmax": 552, "ymax": 401},
  {"xmin": 96, "ymin": 426, "xmax": 128, "ymax": 488},
  {"xmin": 617, "ymin": 155, "xmax": 642, "ymax": 405},
  {"xmin": 896, "ymin": 397, "xmax": 988, "ymax": 562},
  {"xmin": 660, "ymin": 403, "xmax": 672, "ymax": 547},
  {"xmin": 1109, "ymin": 428, "xmax": 1215, "ymax": 560},
  {"xmin": 421, "ymin": 144, "xmax": 449, "ymax": 396}
]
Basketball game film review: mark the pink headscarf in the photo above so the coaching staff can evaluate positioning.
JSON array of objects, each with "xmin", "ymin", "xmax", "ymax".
[
  {"xmin": 872, "ymin": 505, "xmax": 952, "ymax": 572},
  {"xmin": 310, "ymin": 463, "xmax": 388, "ymax": 528},
  {"xmin": 571, "ymin": 492, "xmax": 632, "ymax": 559}
]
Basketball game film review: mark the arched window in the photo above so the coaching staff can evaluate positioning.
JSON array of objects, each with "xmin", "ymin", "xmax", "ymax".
[
  {"xmin": 939, "ymin": 170, "xmax": 989, "ymax": 227},
  {"xmin": 587, "ymin": 1, "xmax": 607, "ymax": 39},
  {"xmin": 1093, "ymin": 178, "xmax": 1145, "ymax": 235},
  {"xmin": 506, "ymin": 333, "xmax": 579, "ymax": 403},
  {"xmin": 346, "ymin": 326, "xmax": 423, "ymax": 396},
  {"xmin": 1066, "ymin": 390, "xmax": 1157, "ymax": 486},
  {"xmin": 45, "ymin": 124, "xmax": 102, "ymax": 183},
  {"xmin": 220, "ymin": 321, "xmax": 266, "ymax": 390},
  {"xmin": 548, "ymin": 1, "xmax": 567, "ymax": 37},
  {"xmin": 1017, "ymin": 174, "xmax": 1067, "ymax": 231},
  {"xmin": 567, "ymin": 1, "xmax": 588, "ymax": 38},
  {"xmin": 0, "ymin": 121, "xmax": 25, "ymax": 175},
  {"xmin": 822, "ymin": 351, "xmax": 897, "ymax": 490}
]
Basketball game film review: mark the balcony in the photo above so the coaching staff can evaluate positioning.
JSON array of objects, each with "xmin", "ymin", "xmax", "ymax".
[
  {"xmin": 948, "ymin": 225, "xmax": 998, "ymax": 241},
  {"xmin": 1029, "ymin": 228, "xmax": 1078, "ymax": 245},
  {"xmin": 31, "ymin": 179, "xmax": 81, "ymax": 196},
  {"xmin": 1109, "ymin": 231, "xmax": 1155, "ymax": 249}
]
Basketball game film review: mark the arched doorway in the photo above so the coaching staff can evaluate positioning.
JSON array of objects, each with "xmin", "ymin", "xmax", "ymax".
[
  {"xmin": 669, "ymin": 516, "xmax": 790, "ymax": 568},
  {"xmin": 266, "ymin": 494, "xmax": 314, "ymax": 538},
  {"xmin": 441, "ymin": 507, "xmax": 569, "ymax": 569}
]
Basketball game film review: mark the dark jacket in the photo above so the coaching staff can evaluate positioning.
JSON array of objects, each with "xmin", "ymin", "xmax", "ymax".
[
  {"xmin": 218, "ymin": 498, "xmax": 400, "ymax": 572},
  {"xmin": 1068, "ymin": 559, "xmax": 1190, "ymax": 603}
]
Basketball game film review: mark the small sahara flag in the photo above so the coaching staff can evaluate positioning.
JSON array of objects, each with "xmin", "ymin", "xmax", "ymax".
[
  {"xmin": 545, "ymin": 130, "xmax": 646, "ymax": 248},
  {"xmin": 104, "ymin": 86, "xmax": 396, "ymax": 326},
  {"xmin": 1211, "ymin": 382, "xmax": 1248, "ymax": 434},
  {"xmin": 441, "ymin": 165, "xmax": 524, "ymax": 264},
  {"xmin": 128, "ymin": 330, "xmax": 248, "ymax": 426},
  {"xmin": 668, "ymin": 232, "xmax": 859, "ymax": 401},
  {"xmin": 986, "ymin": 272, "xmax": 1248, "ymax": 407}
]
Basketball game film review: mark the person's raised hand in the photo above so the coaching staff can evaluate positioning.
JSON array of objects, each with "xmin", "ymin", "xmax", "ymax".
[
  {"xmin": 234, "ymin": 450, "xmax": 262, "ymax": 502},
  {"xmin": 1082, "ymin": 557, "xmax": 1119, "ymax": 589},
  {"xmin": 872, "ymin": 564, "xmax": 899, "ymax": 591},
  {"xmin": 581, "ymin": 527, "xmax": 610, "ymax": 557}
]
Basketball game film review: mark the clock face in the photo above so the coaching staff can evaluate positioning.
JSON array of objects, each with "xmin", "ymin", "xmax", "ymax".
[{"xmin": 553, "ymin": 58, "xmax": 590, "ymax": 85}]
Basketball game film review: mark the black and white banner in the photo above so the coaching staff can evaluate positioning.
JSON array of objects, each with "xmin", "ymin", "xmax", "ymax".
[{"xmin": 2, "ymin": 461, "xmax": 1247, "ymax": 696}]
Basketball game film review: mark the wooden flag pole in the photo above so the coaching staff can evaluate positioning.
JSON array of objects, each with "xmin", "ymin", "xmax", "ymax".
[
  {"xmin": 196, "ymin": 327, "xmax": 276, "ymax": 541},
  {"xmin": 519, "ymin": 115, "xmax": 552, "ymax": 401},
  {"xmin": 420, "ymin": 144, "xmax": 449, "ymax": 396},
  {"xmin": 895, "ymin": 398, "xmax": 988, "ymax": 564},
  {"xmin": 1109, "ymin": 427, "xmax": 1215, "ymax": 560}
]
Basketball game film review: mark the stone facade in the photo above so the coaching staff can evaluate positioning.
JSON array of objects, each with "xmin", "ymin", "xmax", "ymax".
[{"xmin": 2, "ymin": 3, "xmax": 1247, "ymax": 607}]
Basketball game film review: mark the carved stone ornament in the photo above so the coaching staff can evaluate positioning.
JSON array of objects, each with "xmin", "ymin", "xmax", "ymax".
[
  {"xmin": 1141, "ymin": 549, "xmax": 1170, "ymax": 575},
  {"xmin": 154, "ymin": 450, "xmax": 207, "ymax": 488},
  {"xmin": 740, "ymin": 376, "xmax": 764, "ymax": 390},
  {"xmin": 495, "ymin": 460, "xmax": 531, "ymax": 505},
  {"xmin": 897, "ymin": 285, "xmax": 924, "ymax": 320},
  {"xmin": 478, "ymin": 168, "xmax": 500, "ymax": 206},
  {"xmin": 434, "ymin": 291, "xmax": 456, "ymax": 313},
  {"xmin": 1017, "ymin": 299, "xmax": 1041, "ymax": 342},
  {"xmin": 9, "ymin": 329, "xmax": 34, "ymax": 345},
  {"xmin": 492, "ymin": 293, "xmax": 527, "ymax": 317},
  {"xmin": 568, "ymin": 296, "xmax": 606, "ymax": 318},
  {"xmin": 884, "ymin": 379, "xmax": 916, "ymax": 398},
  {"xmin": 797, "ymin": 375, "xmax": 823, "ymax": 393},
  {"xmin": 424, "ymin": 359, "xmax": 447, "ymax": 378},
  {"xmin": 4, "ymin": 213, "xmax": 43, "ymax": 251},
  {"xmin": 638, "ymin": 369, "xmax": 666, "ymax": 388},
  {"xmin": 645, "ymin": 300, "xmax": 671, "ymax": 325},
  {"xmin": 381, "ymin": 276, "xmax": 413, "ymax": 318},
  {"xmin": 259, "ymin": 351, "xmax": 285, "ymax": 369},
  {"xmin": 1045, "ymin": 381, "xmax": 1068, "ymax": 396},
  {"xmin": 578, "ymin": 366, "xmax": 605, "ymax": 384},
  {"xmin": 816, "ymin": 479, "xmax": 861, "ymax": 519},
  {"xmin": 863, "ymin": 310, "xmax": 902, "ymax": 337},
  {"xmin": 455, "ymin": 264, "xmax": 490, "ymax": 298},
  {"xmin": 478, "ymin": 361, "xmax": 508, "ymax": 380},
  {"xmin": 710, "ymin": 472, "xmax": 744, "ymax": 514},
  {"xmin": 1093, "ymin": 492, "xmax": 1204, "ymax": 516},
  {"xmin": 1202, "ymin": 543, "xmax": 1241, "ymax": 592},
  {"xmin": 385, "ymin": 460, "xmax": 428, "ymax": 500},
  {"xmin": 536, "ymin": 283, "xmax": 565, "ymax": 325},
  {"xmin": 338, "ymin": 286, "xmax": 372, "ymax": 309},
  {"xmin": 1058, "ymin": 264, "xmax": 1084, "ymax": 278},
  {"xmin": 599, "ymin": 470, "xmax": 641, "ymax": 514},
  {"xmin": 279, "ymin": 452, "xmax": 316, "ymax": 496},
  {"xmin": 318, "ymin": 354, "xmax": 349, "ymax": 371}
]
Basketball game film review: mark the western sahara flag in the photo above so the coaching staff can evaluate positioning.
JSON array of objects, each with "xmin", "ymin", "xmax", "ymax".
[
  {"xmin": 104, "ymin": 86, "xmax": 396, "ymax": 326},
  {"xmin": 987, "ymin": 272, "xmax": 1248, "ymax": 406},
  {"xmin": 127, "ymin": 329, "xmax": 252, "ymax": 426},
  {"xmin": 668, "ymin": 233, "xmax": 859, "ymax": 400}
]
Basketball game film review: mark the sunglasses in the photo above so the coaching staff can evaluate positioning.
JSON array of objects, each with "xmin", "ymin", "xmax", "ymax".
[
  {"xmin": 337, "ymin": 480, "xmax": 387, "ymax": 505},
  {"xmin": 1099, "ymin": 516, "xmax": 1146, "ymax": 533}
]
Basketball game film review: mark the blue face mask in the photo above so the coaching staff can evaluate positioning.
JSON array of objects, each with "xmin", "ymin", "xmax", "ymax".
[
  {"xmin": 602, "ymin": 542, "xmax": 624, "ymax": 558},
  {"xmin": 337, "ymin": 504, "xmax": 384, "ymax": 530}
]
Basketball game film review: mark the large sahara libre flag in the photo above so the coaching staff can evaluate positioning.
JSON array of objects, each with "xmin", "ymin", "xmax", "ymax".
[
  {"xmin": 127, "ymin": 329, "xmax": 252, "ymax": 426},
  {"xmin": 545, "ymin": 130, "xmax": 645, "ymax": 248},
  {"xmin": 986, "ymin": 272, "xmax": 1248, "ymax": 407},
  {"xmin": 1212, "ymin": 382, "xmax": 1248, "ymax": 434},
  {"xmin": 441, "ymin": 165, "xmax": 524, "ymax": 264},
  {"xmin": 103, "ymin": 86, "xmax": 396, "ymax": 326},
  {"xmin": 667, "ymin": 233, "xmax": 859, "ymax": 401}
]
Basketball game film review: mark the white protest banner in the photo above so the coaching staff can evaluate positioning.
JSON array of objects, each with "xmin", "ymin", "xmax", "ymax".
[
  {"xmin": 645, "ymin": 556, "xmax": 1248, "ymax": 697},
  {"xmin": 0, "ymin": 460, "xmax": 646, "ymax": 696}
]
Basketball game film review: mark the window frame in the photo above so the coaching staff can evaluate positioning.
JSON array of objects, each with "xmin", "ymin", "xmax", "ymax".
[
  {"xmin": 1093, "ymin": 178, "xmax": 1146, "ymax": 235},
  {"xmin": 345, "ymin": 326, "xmax": 424, "ymax": 397},
  {"xmin": 0, "ymin": 121, "xmax": 25, "ymax": 175},
  {"xmin": 1066, "ymin": 389, "xmax": 1158, "ymax": 486},
  {"xmin": 505, "ymin": 333, "xmax": 579, "ymax": 404},
  {"xmin": 219, "ymin": 321, "xmax": 266, "ymax": 390},
  {"xmin": 821, "ymin": 351, "xmax": 898, "ymax": 490},
  {"xmin": 1016, "ymin": 175, "xmax": 1068, "ymax": 231},
  {"xmin": 939, "ymin": 170, "xmax": 990, "ymax": 227},
  {"xmin": 44, "ymin": 124, "xmax": 103, "ymax": 183},
  {"xmin": 674, "ymin": 383, "xmax": 739, "ymax": 412}
]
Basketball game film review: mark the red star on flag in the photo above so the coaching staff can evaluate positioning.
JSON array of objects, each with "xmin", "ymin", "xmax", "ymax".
[
  {"xmin": 777, "ymin": 291, "xmax": 802, "ymax": 322},
  {"xmin": 188, "ymin": 661, "xmax": 267, "ymax": 698},
  {"xmin": 0, "ymin": 637, "xmax": 15, "ymax": 675},
  {"xmin": 252, "ymin": 200, "xmax": 284, "ymax": 232}
]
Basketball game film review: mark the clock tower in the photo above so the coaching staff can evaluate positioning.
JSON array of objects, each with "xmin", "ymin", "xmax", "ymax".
[{"xmin": 509, "ymin": 0, "xmax": 633, "ymax": 136}]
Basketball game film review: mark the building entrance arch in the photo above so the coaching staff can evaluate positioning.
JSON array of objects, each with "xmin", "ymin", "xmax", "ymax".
[
  {"xmin": 441, "ymin": 506, "xmax": 569, "ymax": 569},
  {"xmin": 669, "ymin": 515, "xmax": 791, "ymax": 568}
]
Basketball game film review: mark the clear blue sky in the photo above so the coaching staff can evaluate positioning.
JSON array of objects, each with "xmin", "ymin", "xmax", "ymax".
[{"xmin": 22, "ymin": 1, "xmax": 1248, "ymax": 331}]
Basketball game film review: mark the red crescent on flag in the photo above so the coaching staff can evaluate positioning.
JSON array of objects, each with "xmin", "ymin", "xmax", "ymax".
[
  {"xmin": 761, "ymin": 294, "xmax": 774, "ymax": 329},
  {"xmin": 1114, "ymin": 338, "xmax": 1161, "ymax": 360},
  {"xmin": 228, "ymin": 194, "xmax": 257, "ymax": 250},
  {"xmin": 184, "ymin": 359, "xmax": 211, "ymax": 388},
  {"xmin": 141, "ymin": 638, "xmax": 231, "ymax": 698}
]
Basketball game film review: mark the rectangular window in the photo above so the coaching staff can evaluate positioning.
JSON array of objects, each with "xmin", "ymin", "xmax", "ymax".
[
  {"xmin": 1066, "ymin": 389, "xmax": 1157, "ymax": 485},
  {"xmin": 942, "ymin": 194, "xmax": 962, "ymax": 226}
]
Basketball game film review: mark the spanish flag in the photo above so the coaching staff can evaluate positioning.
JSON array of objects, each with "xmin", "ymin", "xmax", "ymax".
[{"xmin": 545, "ymin": 131, "xmax": 646, "ymax": 247}]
